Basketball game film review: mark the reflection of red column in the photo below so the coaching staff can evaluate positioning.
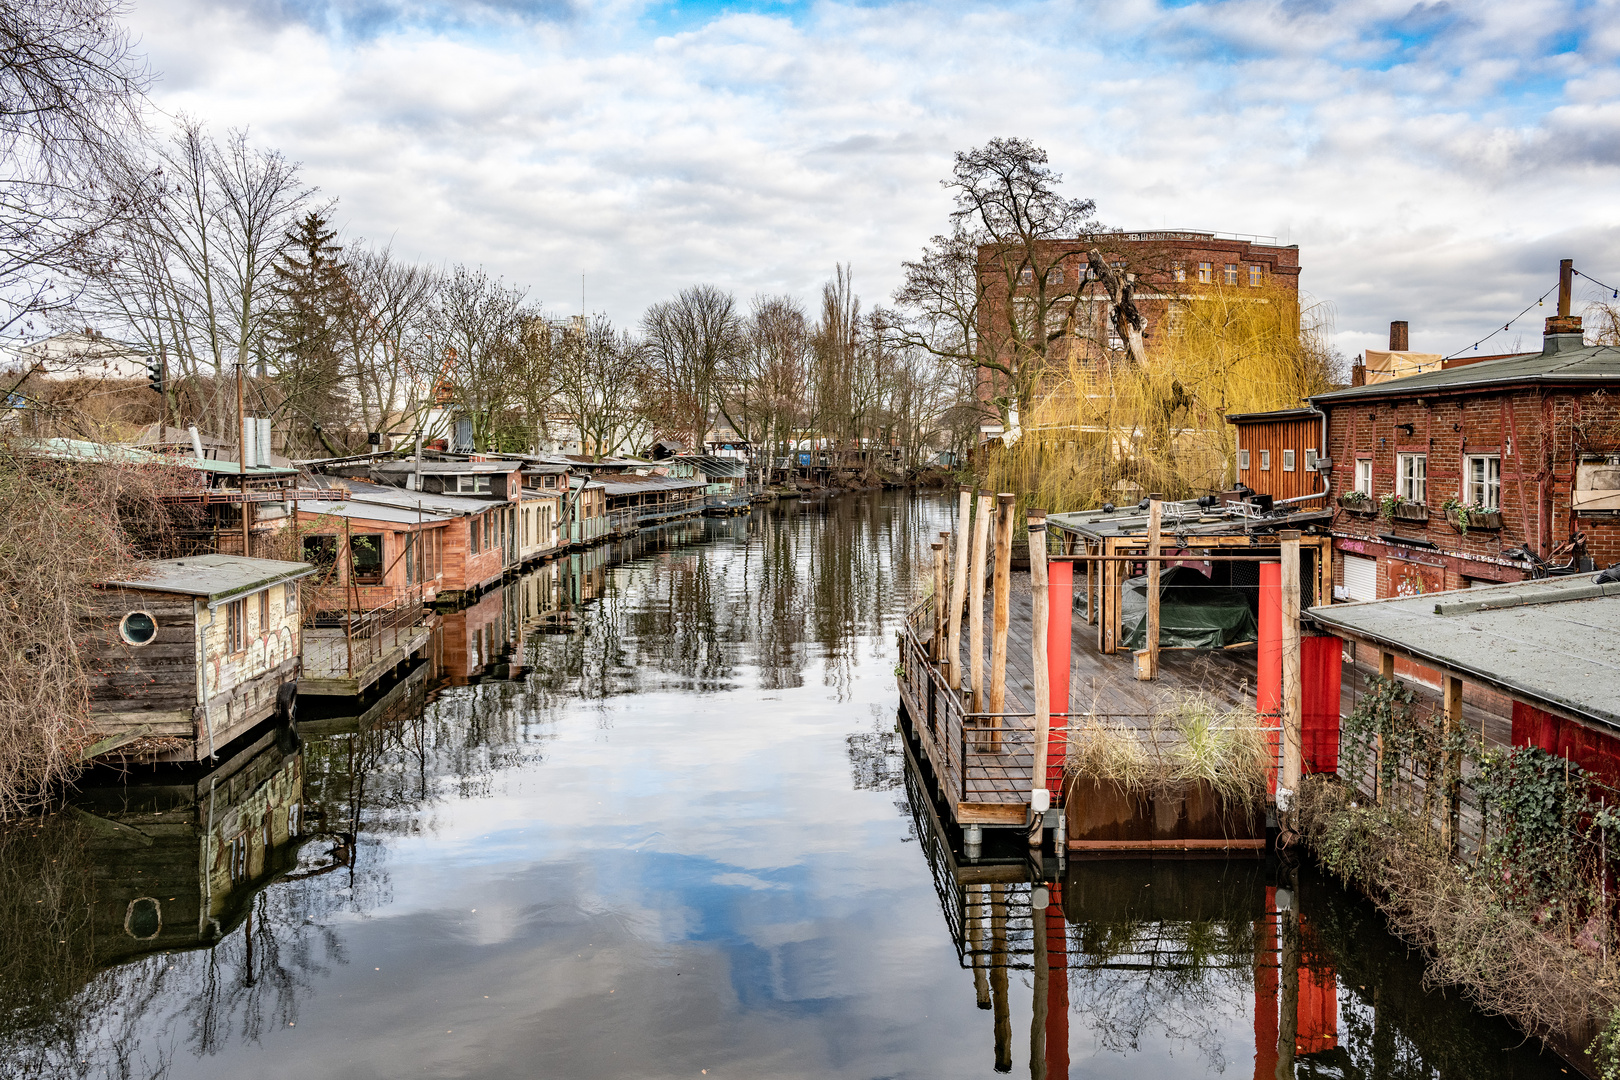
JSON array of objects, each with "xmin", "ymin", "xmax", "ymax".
[
  {"xmin": 1047, "ymin": 562, "xmax": 1074, "ymax": 796},
  {"xmin": 1258, "ymin": 564, "xmax": 1282, "ymax": 794},
  {"xmin": 1295, "ymin": 914, "xmax": 1339, "ymax": 1055},
  {"xmin": 1254, "ymin": 886, "xmax": 1279, "ymax": 1080},
  {"xmin": 1046, "ymin": 883, "xmax": 1069, "ymax": 1080}
]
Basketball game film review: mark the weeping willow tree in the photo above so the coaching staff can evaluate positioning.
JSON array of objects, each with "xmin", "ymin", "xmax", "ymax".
[{"xmin": 986, "ymin": 283, "xmax": 1339, "ymax": 511}]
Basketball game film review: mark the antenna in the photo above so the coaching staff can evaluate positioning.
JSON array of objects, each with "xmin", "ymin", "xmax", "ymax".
[{"xmin": 581, "ymin": 272, "xmax": 586, "ymax": 317}]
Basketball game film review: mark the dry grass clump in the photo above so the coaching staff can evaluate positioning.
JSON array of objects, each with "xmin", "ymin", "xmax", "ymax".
[{"xmin": 1064, "ymin": 691, "xmax": 1270, "ymax": 809}]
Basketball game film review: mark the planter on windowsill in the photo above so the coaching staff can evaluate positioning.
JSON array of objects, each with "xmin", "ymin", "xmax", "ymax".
[
  {"xmin": 1445, "ymin": 508, "xmax": 1503, "ymax": 533},
  {"xmin": 1337, "ymin": 494, "xmax": 1377, "ymax": 516},
  {"xmin": 1391, "ymin": 502, "xmax": 1430, "ymax": 524}
]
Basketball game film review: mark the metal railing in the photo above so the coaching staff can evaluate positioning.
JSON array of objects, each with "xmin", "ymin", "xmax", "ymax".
[{"xmin": 302, "ymin": 584, "xmax": 429, "ymax": 679}]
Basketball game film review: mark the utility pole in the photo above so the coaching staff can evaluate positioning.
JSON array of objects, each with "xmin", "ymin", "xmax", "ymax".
[{"xmin": 237, "ymin": 363, "xmax": 250, "ymax": 557}]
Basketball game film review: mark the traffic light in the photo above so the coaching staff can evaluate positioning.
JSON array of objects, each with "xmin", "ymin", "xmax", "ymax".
[{"xmin": 146, "ymin": 359, "xmax": 164, "ymax": 395}]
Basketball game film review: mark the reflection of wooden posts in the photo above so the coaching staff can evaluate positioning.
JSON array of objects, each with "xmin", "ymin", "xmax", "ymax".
[
  {"xmin": 1030, "ymin": 883, "xmax": 1049, "ymax": 1080},
  {"xmin": 988, "ymin": 493, "xmax": 1016, "ymax": 750},
  {"xmin": 971, "ymin": 883, "xmax": 990, "ymax": 1009},
  {"xmin": 948, "ymin": 487, "xmax": 972, "ymax": 690},
  {"xmin": 969, "ymin": 490, "xmax": 994, "ymax": 713},
  {"xmin": 1442, "ymin": 674, "xmax": 1463, "ymax": 853},
  {"xmin": 1136, "ymin": 499, "xmax": 1162, "ymax": 680},
  {"xmin": 931, "ymin": 540, "xmax": 946, "ymax": 660},
  {"xmin": 1280, "ymin": 531, "xmax": 1303, "ymax": 797},
  {"xmin": 1029, "ymin": 511, "xmax": 1051, "ymax": 834},
  {"xmin": 990, "ymin": 882, "xmax": 1011, "ymax": 1073},
  {"xmin": 1277, "ymin": 874, "xmax": 1300, "ymax": 1078}
]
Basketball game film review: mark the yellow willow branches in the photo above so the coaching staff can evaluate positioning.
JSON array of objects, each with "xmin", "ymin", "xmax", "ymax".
[{"xmin": 986, "ymin": 284, "xmax": 1338, "ymax": 512}]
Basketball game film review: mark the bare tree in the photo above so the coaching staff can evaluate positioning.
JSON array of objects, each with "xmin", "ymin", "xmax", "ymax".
[
  {"xmin": 0, "ymin": 0, "xmax": 150, "ymax": 338},
  {"xmin": 552, "ymin": 315, "xmax": 650, "ymax": 459},
  {"xmin": 641, "ymin": 284, "xmax": 743, "ymax": 449},
  {"xmin": 720, "ymin": 294, "xmax": 812, "ymax": 474},
  {"xmin": 337, "ymin": 242, "xmax": 438, "ymax": 445},
  {"xmin": 428, "ymin": 265, "xmax": 528, "ymax": 451}
]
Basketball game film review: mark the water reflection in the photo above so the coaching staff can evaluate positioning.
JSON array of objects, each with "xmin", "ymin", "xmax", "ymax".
[
  {"xmin": 0, "ymin": 493, "xmax": 1569, "ymax": 1079},
  {"xmin": 902, "ymin": 747, "xmax": 1570, "ymax": 1079}
]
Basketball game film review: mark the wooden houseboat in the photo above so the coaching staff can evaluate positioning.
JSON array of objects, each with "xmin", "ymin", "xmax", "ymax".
[{"xmin": 86, "ymin": 554, "xmax": 314, "ymax": 762}]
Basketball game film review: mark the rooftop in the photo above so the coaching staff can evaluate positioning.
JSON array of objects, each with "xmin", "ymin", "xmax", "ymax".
[
  {"xmin": 25, "ymin": 438, "xmax": 297, "ymax": 478},
  {"xmin": 1047, "ymin": 501, "xmax": 1330, "ymax": 541},
  {"xmin": 1308, "ymin": 574, "xmax": 1620, "ymax": 730},
  {"xmin": 373, "ymin": 460, "xmax": 518, "ymax": 475},
  {"xmin": 105, "ymin": 554, "xmax": 314, "ymax": 603},
  {"xmin": 1311, "ymin": 333, "xmax": 1620, "ymax": 403}
]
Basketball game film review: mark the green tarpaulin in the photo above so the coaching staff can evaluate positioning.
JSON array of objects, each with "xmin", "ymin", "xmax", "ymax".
[{"xmin": 1119, "ymin": 565, "xmax": 1259, "ymax": 650}]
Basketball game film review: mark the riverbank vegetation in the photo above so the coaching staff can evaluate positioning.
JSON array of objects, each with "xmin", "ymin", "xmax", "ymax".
[{"xmin": 1297, "ymin": 677, "xmax": 1620, "ymax": 1075}]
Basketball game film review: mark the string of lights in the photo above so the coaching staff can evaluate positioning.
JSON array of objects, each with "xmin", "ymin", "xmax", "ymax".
[
  {"xmin": 1573, "ymin": 267, "xmax": 1620, "ymax": 300},
  {"xmin": 1442, "ymin": 283, "xmax": 1560, "ymax": 360}
]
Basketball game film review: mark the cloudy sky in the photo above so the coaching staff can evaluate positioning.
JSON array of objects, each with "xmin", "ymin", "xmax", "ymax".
[{"xmin": 130, "ymin": 0, "xmax": 1620, "ymax": 357}]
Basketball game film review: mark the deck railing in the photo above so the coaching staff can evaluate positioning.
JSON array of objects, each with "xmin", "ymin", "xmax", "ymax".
[{"xmin": 303, "ymin": 584, "xmax": 430, "ymax": 679}]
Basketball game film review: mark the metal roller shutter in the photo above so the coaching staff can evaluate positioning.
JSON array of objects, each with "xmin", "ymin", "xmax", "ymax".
[{"xmin": 1342, "ymin": 554, "xmax": 1376, "ymax": 602}]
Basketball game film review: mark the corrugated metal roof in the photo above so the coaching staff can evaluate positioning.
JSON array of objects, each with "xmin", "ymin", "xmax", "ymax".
[
  {"xmin": 373, "ymin": 460, "xmax": 518, "ymax": 474},
  {"xmin": 1224, "ymin": 408, "xmax": 1320, "ymax": 424},
  {"xmin": 1312, "ymin": 335, "xmax": 1620, "ymax": 402},
  {"xmin": 596, "ymin": 474, "xmax": 707, "ymax": 495},
  {"xmin": 1308, "ymin": 575, "xmax": 1620, "ymax": 729},
  {"xmin": 26, "ymin": 438, "xmax": 295, "ymax": 477},
  {"xmin": 296, "ymin": 500, "xmax": 451, "ymax": 526},
  {"xmin": 330, "ymin": 480, "xmax": 501, "ymax": 516},
  {"xmin": 105, "ymin": 554, "xmax": 314, "ymax": 603}
]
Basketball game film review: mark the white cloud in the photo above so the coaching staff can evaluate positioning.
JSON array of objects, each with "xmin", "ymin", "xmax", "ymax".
[{"xmin": 127, "ymin": 0, "xmax": 1620, "ymax": 355}]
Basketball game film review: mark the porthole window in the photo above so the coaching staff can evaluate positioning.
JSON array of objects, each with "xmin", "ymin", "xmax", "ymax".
[
  {"xmin": 125, "ymin": 896, "xmax": 162, "ymax": 940},
  {"xmin": 120, "ymin": 611, "xmax": 157, "ymax": 646}
]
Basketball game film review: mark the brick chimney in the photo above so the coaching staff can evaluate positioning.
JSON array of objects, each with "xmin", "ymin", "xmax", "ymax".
[
  {"xmin": 1544, "ymin": 258, "xmax": 1583, "ymax": 337},
  {"xmin": 1388, "ymin": 321, "xmax": 1409, "ymax": 351}
]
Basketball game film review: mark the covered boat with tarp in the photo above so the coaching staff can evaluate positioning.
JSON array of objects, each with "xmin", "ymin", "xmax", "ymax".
[{"xmin": 1119, "ymin": 564, "xmax": 1258, "ymax": 650}]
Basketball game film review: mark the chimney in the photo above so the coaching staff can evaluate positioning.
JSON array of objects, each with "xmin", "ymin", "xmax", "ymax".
[
  {"xmin": 1388, "ymin": 321, "xmax": 1409, "ymax": 351},
  {"xmin": 1544, "ymin": 257, "xmax": 1583, "ymax": 342}
]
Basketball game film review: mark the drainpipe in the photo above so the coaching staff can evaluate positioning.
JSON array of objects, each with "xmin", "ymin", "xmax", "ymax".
[{"xmin": 1273, "ymin": 406, "xmax": 1332, "ymax": 507}]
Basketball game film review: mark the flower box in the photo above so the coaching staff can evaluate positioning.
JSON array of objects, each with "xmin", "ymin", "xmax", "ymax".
[
  {"xmin": 1445, "ymin": 508, "xmax": 1504, "ymax": 533},
  {"xmin": 1391, "ymin": 502, "xmax": 1430, "ymax": 524},
  {"xmin": 1337, "ymin": 494, "xmax": 1376, "ymax": 516}
]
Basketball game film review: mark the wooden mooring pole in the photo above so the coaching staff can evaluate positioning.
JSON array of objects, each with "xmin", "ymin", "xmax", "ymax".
[
  {"xmin": 988, "ymin": 493, "xmax": 1016, "ymax": 750},
  {"xmin": 969, "ymin": 489, "xmax": 994, "ymax": 712},
  {"xmin": 1280, "ymin": 530, "xmax": 1303, "ymax": 801},
  {"xmin": 1028, "ymin": 510, "xmax": 1051, "ymax": 840},
  {"xmin": 948, "ymin": 486, "xmax": 972, "ymax": 691},
  {"xmin": 1135, "ymin": 496, "xmax": 1162, "ymax": 681}
]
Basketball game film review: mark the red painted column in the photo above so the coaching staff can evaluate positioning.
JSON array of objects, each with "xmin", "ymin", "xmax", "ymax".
[
  {"xmin": 1047, "ymin": 562, "xmax": 1074, "ymax": 796},
  {"xmin": 1254, "ymin": 885, "xmax": 1279, "ymax": 1080},
  {"xmin": 1045, "ymin": 883, "xmax": 1070, "ymax": 1080},
  {"xmin": 1258, "ymin": 563, "xmax": 1283, "ymax": 794}
]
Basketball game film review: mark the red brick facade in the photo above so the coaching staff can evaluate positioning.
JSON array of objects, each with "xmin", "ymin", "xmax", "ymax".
[{"xmin": 1317, "ymin": 337, "xmax": 1620, "ymax": 597}]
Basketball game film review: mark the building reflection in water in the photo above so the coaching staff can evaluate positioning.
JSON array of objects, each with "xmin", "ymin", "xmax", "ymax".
[{"xmin": 900, "ymin": 749, "xmax": 1568, "ymax": 1080}]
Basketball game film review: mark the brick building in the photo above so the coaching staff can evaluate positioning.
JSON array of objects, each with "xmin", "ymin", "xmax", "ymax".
[{"xmin": 1309, "ymin": 316, "xmax": 1620, "ymax": 602}]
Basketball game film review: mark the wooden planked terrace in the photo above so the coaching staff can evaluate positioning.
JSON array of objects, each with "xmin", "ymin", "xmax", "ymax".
[{"xmin": 898, "ymin": 570, "xmax": 1259, "ymax": 827}]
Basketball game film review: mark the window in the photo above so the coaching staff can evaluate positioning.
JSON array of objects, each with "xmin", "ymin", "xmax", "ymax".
[
  {"xmin": 285, "ymin": 581, "xmax": 299, "ymax": 614},
  {"xmin": 351, "ymin": 534, "xmax": 384, "ymax": 584},
  {"xmin": 1197, "ymin": 262, "xmax": 1212, "ymax": 283},
  {"xmin": 1283, "ymin": 449, "xmax": 1296, "ymax": 472},
  {"xmin": 1465, "ymin": 455, "xmax": 1501, "ymax": 509},
  {"xmin": 471, "ymin": 517, "xmax": 482, "ymax": 553},
  {"xmin": 1260, "ymin": 450, "xmax": 1271, "ymax": 471},
  {"xmin": 258, "ymin": 589, "xmax": 269, "ymax": 630},
  {"xmin": 226, "ymin": 599, "xmax": 246, "ymax": 653},
  {"xmin": 457, "ymin": 475, "xmax": 491, "ymax": 494},
  {"xmin": 1051, "ymin": 267, "xmax": 1065, "ymax": 284},
  {"xmin": 303, "ymin": 534, "xmax": 338, "ymax": 568},
  {"xmin": 1224, "ymin": 263, "xmax": 1239, "ymax": 285},
  {"xmin": 1238, "ymin": 449, "xmax": 1251, "ymax": 471},
  {"xmin": 1398, "ymin": 453, "xmax": 1427, "ymax": 503},
  {"xmin": 119, "ymin": 611, "xmax": 157, "ymax": 646},
  {"xmin": 1018, "ymin": 267, "xmax": 1033, "ymax": 284},
  {"xmin": 1305, "ymin": 449, "xmax": 1319, "ymax": 471},
  {"xmin": 1173, "ymin": 264, "xmax": 1186, "ymax": 283},
  {"xmin": 1249, "ymin": 265, "xmax": 1263, "ymax": 287},
  {"xmin": 1355, "ymin": 458, "xmax": 1373, "ymax": 495},
  {"xmin": 403, "ymin": 532, "xmax": 415, "ymax": 585}
]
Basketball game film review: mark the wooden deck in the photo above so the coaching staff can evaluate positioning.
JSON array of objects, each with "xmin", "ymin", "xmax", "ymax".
[
  {"xmin": 299, "ymin": 621, "xmax": 435, "ymax": 697},
  {"xmin": 898, "ymin": 571, "xmax": 1260, "ymax": 827}
]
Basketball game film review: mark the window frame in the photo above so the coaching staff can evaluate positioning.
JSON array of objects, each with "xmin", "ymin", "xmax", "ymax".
[
  {"xmin": 1354, "ymin": 458, "xmax": 1373, "ymax": 495},
  {"xmin": 119, "ymin": 610, "xmax": 158, "ymax": 646},
  {"xmin": 1260, "ymin": 450, "xmax": 1271, "ymax": 471},
  {"xmin": 1249, "ymin": 265, "xmax": 1263, "ymax": 287},
  {"xmin": 1224, "ymin": 263, "xmax": 1239, "ymax": 285},
  {"xmin": 1465, "ymin": 454, "xmax": 1502, "ymax": 510},
  {"xmin": 1197, "ymin": 262, "xmax": 1212, "ymax": 284},
  {"xmin": 225, "ymin": 599, "xmax": 247, "ymax": 654},
  {"xmin": 1283, "ymin": 450, "xmax": 1296, "ymax": 472},
  {"xmin": 1397, "ymin": 453, "xmax": 1428, "ymax": 504},
  {"xmin": 1238, "ymin": 449, "xmax": 1250, "ymax": 471}
]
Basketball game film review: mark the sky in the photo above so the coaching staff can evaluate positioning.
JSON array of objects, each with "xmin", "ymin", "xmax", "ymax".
[{"xmin": 128, "ymin": 0, "xmax": 1620, "ymax": 358}]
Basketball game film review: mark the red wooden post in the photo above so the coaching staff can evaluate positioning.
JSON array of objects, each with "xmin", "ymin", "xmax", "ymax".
[
  {"xmin": 1259, "ymin": 563, "xmax": 1282, "ymax": 794},
  {"xmin": 1047, "ymin": 561, "xmax": 1073, "ymax": 796}
]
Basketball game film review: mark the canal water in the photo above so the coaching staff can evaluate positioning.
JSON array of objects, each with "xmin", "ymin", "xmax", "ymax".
[{"xmin": 0, "ymin": 493, "xmax": 1571, "ymax": 1078}]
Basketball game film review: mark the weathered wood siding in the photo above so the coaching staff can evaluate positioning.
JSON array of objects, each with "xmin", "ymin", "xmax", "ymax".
[
  {"xmin": 85, "ymin": 588, "xmax": 199, "ymax": 736},
  {"xmin": 197, "ymin": 581, "xmax": 302, "ymax": 757},
  {"xmin": 1234, "ymin": 416, "xmax": 1326, "ymax": 506}
]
